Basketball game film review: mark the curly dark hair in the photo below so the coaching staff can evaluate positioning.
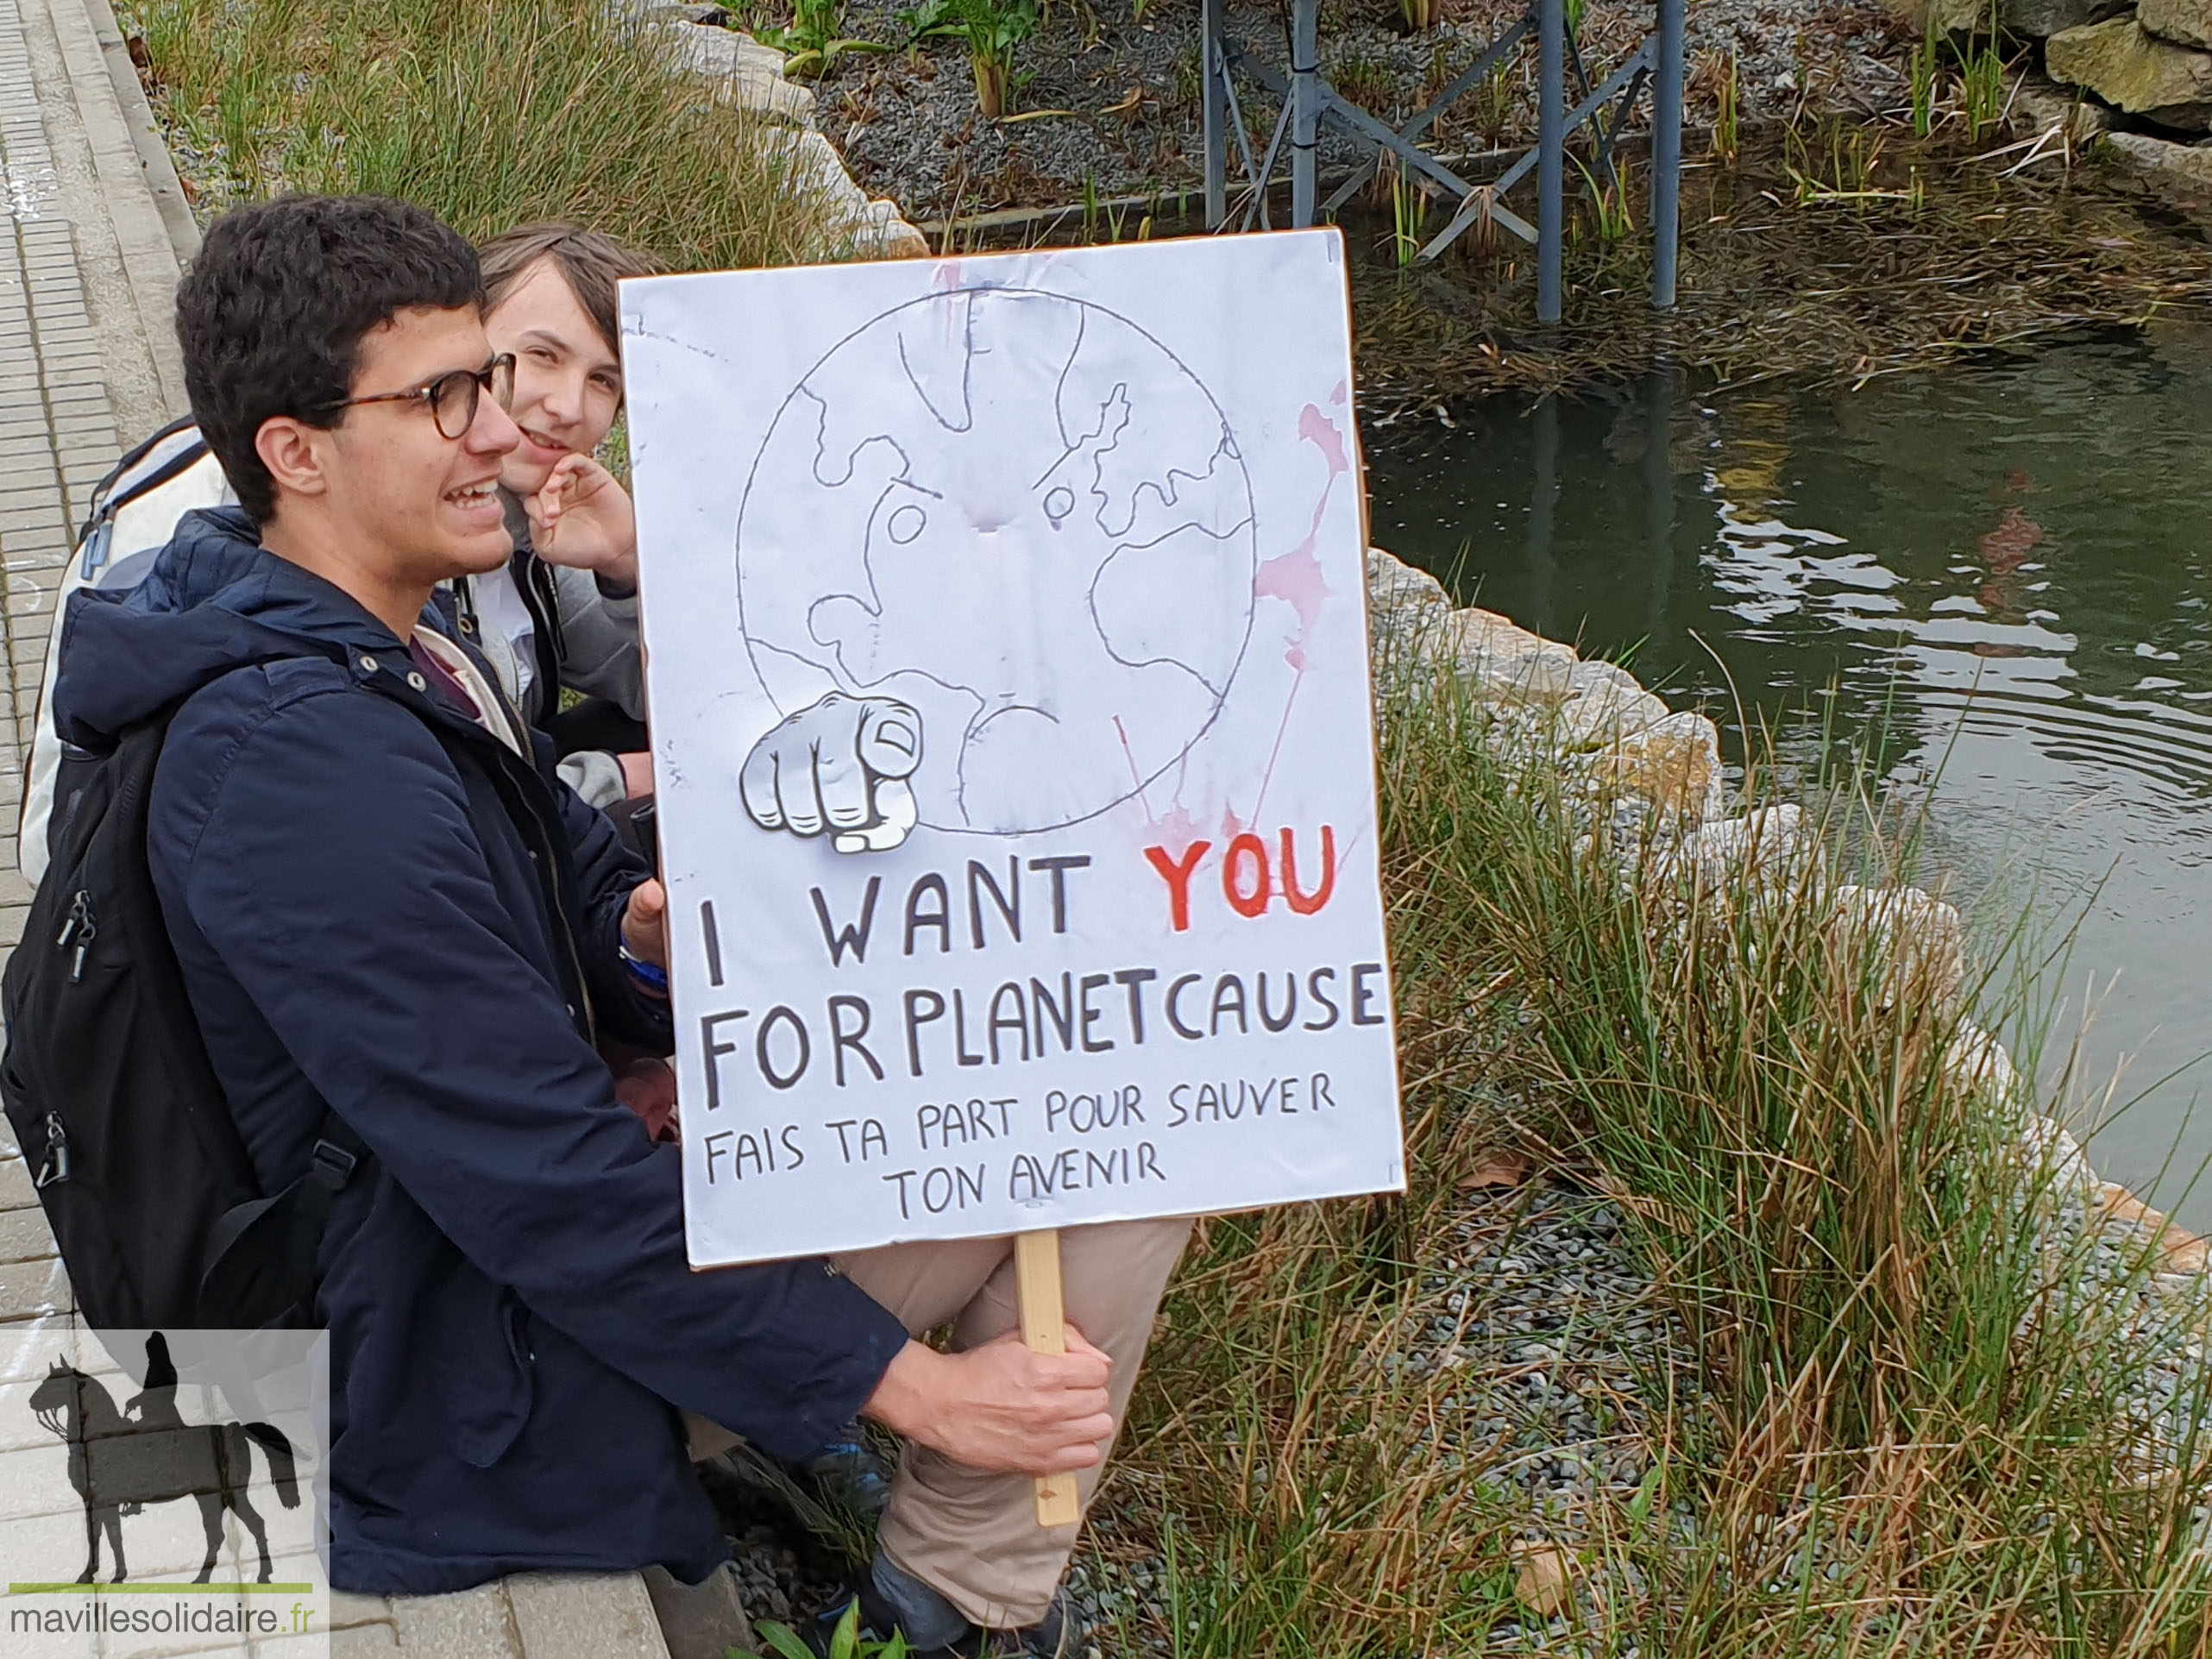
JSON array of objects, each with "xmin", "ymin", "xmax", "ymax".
[{"xmin": 175, "ymin": 196, "xmax": 484, "ymax": 524}]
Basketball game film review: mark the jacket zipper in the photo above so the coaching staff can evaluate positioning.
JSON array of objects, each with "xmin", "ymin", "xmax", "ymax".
[
  {"xmin": 438, "ymin": 708, "xmax": 598, "ymax": 1043},
  {"xmin": 386, "ymin": 658, "xmax": 599, "ymax": 1043},
  {"xmin": 526, "ymin": 807, "xmax": 598, "ymax": 1044}
]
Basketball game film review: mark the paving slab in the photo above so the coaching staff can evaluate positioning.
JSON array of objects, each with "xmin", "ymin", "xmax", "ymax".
[{"xmin": 0, "ymin": 2, "xmax": 688, "ymax": 1648}]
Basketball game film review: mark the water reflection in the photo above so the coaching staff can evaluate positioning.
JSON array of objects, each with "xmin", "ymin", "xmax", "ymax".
[{"xmin": 1365, "ymin": 330, "xmax": 2212, "ymax": 1222}]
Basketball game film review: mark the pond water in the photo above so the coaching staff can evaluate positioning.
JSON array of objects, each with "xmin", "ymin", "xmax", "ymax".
[{"xmin": 1363, "ymin": 330, "xmax": 2212, "ymax": 1226}]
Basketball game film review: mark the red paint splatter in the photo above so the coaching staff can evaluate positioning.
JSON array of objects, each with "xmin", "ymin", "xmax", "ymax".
[
  {"xmin": 1255, "ymin": 546, "xmax": 1327, "ymax": 665},
  {"xmin": 1152, "ymin": 804, "xmax": 1203, "ymax": 861},
  {"xmin": 1298, "ymin": 403, "xmax": 1349, "ymax": 477}
]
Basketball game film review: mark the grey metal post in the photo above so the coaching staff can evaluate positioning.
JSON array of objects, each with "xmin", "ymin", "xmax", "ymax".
[
  {"xmin": 1202, "ymin": 0, "xmax": 1228, "ymax": 229},
  {"xmin": 1650, "ymin": 0, "xmax": 1685, "ymax": 308},
  {"xmin": 1536, "ymin": 0, "xmax": 1564, "ymax": 324},
  {"xmin": 1291, "ymin": 0, "xmax": 1319, "ymax": 227}
]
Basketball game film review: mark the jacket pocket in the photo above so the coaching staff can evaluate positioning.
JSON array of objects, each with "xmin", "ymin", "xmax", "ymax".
[{"xmin": 431, "ymin": 1276, "xmax": 535, "ymax": 1469}]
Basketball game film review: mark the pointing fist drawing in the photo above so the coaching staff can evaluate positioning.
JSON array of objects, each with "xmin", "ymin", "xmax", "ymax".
[{"xmin": 740, "ymin": 693, "xmax": 924, "ymax": 854}]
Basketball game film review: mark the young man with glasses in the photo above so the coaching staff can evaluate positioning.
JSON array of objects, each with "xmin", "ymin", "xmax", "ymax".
[{"xmin": 49, "ymin": 196, "xmax": 1119, "ymax": 1654}]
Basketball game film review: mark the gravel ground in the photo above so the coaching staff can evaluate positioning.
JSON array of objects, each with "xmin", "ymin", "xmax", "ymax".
[
  {"xmin": 780, "ymin": 0, "xmax": 1911, "ymax": 219},
  {"xmin": 692, "ymin": 1177, "xmax": 1701, "ymax": 1653}
]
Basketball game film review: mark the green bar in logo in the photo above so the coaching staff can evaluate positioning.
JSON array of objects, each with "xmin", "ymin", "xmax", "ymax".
[{"xmin": 8, "ymin": 1583, "xmax": 317, "ymax": 1594}]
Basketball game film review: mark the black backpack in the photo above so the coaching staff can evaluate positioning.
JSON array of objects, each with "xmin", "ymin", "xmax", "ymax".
[{"xmin": 1, "ymin": 680, "xmax": 362, "ymax": 1331}]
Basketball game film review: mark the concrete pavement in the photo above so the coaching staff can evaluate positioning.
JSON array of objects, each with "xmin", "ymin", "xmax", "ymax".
[{"xmin": 0, "ymin": 0, "xmax": 695, "ymax": 1650}]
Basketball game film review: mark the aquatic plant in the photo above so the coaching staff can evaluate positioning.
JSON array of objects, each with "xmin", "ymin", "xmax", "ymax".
[
  {"xmin": 1713, "ymin": 45, "xmax": 1741, "ymax": 167},
  {"xmin": 1574, "ymin": 153, "xmax": 1634, "ymax": 243},
  {"xmin": 761, "ymin": 0, "xmax": 893, "ymax": 79},
  {"xmin": 1785, "ymin": 120, "xmax": 1913, "ymax": 209},
  {"xmin": 927, "ymin": 0, "xmax": 1039, "ymax": 116},
  {"xmin": 1910, "ymin": 19, "xmax": 1941, "ymax": 138},
  {"xmin": 1389, "ymin": 167, "xmax": 1425, "ymax": 267},
  {"xmin": 1961, "ymin": 35, "xmax": 2010, "ymax": 144}
]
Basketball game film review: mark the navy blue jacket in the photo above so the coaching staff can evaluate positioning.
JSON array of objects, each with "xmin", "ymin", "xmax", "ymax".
[{"xmin": 51, "ymin": 508, "xmax": 908, "ymax": 1593}]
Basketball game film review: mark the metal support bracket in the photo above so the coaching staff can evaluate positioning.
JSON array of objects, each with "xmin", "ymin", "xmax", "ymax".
[{"xmin": 1198, "ymin": 0, "xmax": 1684, "ymax": 315}]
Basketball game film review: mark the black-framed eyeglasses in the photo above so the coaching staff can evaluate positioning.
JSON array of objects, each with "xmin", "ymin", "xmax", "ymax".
[{"xmin": 335, "ymin": 354, "xmax": 516, "ymax": 440}]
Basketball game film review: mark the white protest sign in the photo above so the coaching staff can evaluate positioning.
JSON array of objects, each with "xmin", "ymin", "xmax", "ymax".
[{"xmin": 622, "ymin": 229, "xmax": 1403, "ymax": 1267}]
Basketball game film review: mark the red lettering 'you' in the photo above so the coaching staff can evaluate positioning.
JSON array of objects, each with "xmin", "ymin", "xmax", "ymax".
[
  {"xmin": 1144, "ymin": 841, "xmax": 1210, "ymax": 933},
  {"xmin": 1279, "ymin": 824, "xmax": 1335, "ymax": 915}
]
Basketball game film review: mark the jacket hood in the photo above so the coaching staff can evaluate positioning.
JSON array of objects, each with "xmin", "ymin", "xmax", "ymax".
[{"xmin": 53, "ymin": 506, "xmax": 412, "ymax": 746}]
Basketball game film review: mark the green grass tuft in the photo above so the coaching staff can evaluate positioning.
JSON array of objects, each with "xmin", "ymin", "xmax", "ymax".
[{"xmin": 127, "ymin": 0, "xmax": 863, "ymax": 271}]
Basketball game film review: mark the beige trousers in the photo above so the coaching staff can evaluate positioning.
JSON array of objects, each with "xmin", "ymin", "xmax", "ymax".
[
  {"xmin": 691, "ymin": 1216, "xmax": 1191, "ymax": 1630},
  {"xmin": 834, "ymin": 1216, "xmax": 1193, "ymax": 1628}
]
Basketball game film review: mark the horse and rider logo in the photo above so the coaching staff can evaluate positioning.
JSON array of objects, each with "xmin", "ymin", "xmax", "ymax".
[{"xmin": 25, "ymin": 1333, "xmax": 301, "ymax": 1585}]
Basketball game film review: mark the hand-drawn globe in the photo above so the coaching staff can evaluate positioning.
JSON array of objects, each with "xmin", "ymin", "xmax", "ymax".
[{"xmin": 734, "ymin": 286, "xmax": 1259, "ymax": 836}]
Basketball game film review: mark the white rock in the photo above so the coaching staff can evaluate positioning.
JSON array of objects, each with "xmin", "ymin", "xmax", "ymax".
[
  {"xmin": 660, "ymin": 22, "xmax": 818, "ymax": 124},
  {"xmin": 726, "ymin": 67, "xmax": 818, "ymax": 124},
  {"xmin": 1604, "ymin": 709, "xmax": 1723, "ymax": 823},
  {"xmin": 722, "ymin": 27, "xmax": 795, "ymax": 78},
  {"xmin": 2014, "ymin": 1113, "xmax": 2100, "ymax": 1197},
  {"xmin": 775, "ymin": 130, "xmax": 930, "ymax": 255},
  {"xmin": 612, "ymin": 0, "xmax": 722, "ymax": 20},
  {"xmin": 851, "ymin": 198, "xmax": 931, "ymax": 258},
  {"xmin": 1945, "ymin": 1021, "xmax": 2026, "ymax": 1106},
  {"xmin": 1566, "ymin": 657, "xmax": 1643, "ymax": 695},
  {"xmin": 1831, "ymin": 883, "xmax": 1968, "ymax": 1009},
  {"xmin": 1448, "ymin": 607, "xmax": 1579, "ymax": 702},
  {"xmin": 1553, "ymin": 679, "xmax": 1672, "ymax": 751},
  {"xmin": 1365, "ymin": 546, "xmax": 1450, "ymax": 638},
  {"xmin": 1668, "ymin": 805, "xmax": 1811, "ymax": 887}
]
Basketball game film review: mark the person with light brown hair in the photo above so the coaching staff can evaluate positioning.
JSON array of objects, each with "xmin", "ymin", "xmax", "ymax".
[{"xmin": 464, "ymin": 222, "xmax": 663, "ymax": 811}]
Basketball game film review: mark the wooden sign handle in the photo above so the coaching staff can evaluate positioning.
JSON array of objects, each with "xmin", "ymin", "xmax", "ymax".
[{"xmin": 1014, "ymin": 1229, "xmax": 1082, "ymax": 1528}]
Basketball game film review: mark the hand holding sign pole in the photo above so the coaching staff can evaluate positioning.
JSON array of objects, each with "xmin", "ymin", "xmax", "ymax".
[{"xmin": 625, "ymin": 228, "xmax": 1404, "ymax": 1549}]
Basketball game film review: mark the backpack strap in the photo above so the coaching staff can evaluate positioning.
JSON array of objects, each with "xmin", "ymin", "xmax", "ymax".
[
  {"xmin": 198, "ymin": 1111, "xmax": 365, "ymax": 1328},
  {"xmin": 73, "ymin": 416, "xmax": 207, "ymax": 550}
]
